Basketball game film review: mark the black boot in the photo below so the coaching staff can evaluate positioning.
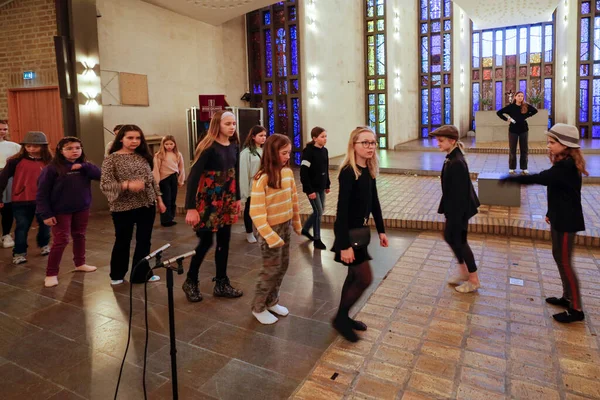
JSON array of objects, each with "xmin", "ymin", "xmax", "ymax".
[
  {"xmin": 213, "ymin": 277, "xmax": 243, "ymax": 298},
  {"xmin": 332, "ymin": 316, "xmax": 359, "ymax": 342},
  {"xmin": 182, "ymin": 278, "xmax": 202, "ymax": 302},
  {"xmin": 553, "ymin": 308, "xmax": 585, "ymax": 323}
]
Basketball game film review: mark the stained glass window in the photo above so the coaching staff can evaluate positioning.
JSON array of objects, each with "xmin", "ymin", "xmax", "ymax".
[
  {"xmin": 247, "ymin": 1, "xmax": 303, "ymax": 163},
  {"xmin": 365, "ymin": 0, "xmax": 387, "ymax": 146},
  {"xmin": 420, "ymin": 0, "xmax": 452, "ymax": 137},
  {"xmin": 471, "ymin": 20, "xmax": 555, "ymax": 129},
  {"xmin": 577, "ymin": 1, "xmax": 600, "ymax": 137}
]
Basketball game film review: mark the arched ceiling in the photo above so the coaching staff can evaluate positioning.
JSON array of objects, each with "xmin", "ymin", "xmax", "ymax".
[
  {"xmin": 141, "ymin": 0, "xmax": 279, "ymax": 26},
  {"xmin": 452, "ymin": 0, "xmax": 562, "ymax": 30}
]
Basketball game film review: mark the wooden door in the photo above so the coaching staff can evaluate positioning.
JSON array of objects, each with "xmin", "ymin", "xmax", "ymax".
[{"xmin": 7, "ymin": 86, "xmax": 63, "ymax": 149}]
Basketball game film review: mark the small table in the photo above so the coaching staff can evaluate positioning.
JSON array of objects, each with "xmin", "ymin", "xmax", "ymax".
[{"xmin": 477, "ymin": 171, "xmax": 520, "ymax": 207}]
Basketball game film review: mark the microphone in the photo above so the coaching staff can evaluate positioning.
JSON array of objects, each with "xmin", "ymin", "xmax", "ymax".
[
  {"xmin": 144, "ymin": 243, "xmax": 171, "ymax": 261},
  {"xmin": 154, "ymin": 250, "xmax": 196, "ymax": 270}
]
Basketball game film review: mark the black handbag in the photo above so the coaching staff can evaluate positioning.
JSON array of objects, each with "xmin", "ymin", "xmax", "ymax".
[{"xmin": 348, "ymin": 218, "xmax": 370, "ymax": 249}]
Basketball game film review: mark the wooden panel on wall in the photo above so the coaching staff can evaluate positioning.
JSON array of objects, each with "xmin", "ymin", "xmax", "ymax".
[{"xmin": 119, "ymin": 72, "xmax": 149, "ymax": 106}]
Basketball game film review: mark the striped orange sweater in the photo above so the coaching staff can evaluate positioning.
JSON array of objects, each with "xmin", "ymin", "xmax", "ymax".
[{"xmin": 249, "ymin": 167, "xmax": 302, "ymax": 248}]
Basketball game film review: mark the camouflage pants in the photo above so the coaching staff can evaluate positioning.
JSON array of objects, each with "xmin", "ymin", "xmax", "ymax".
[{"xmin": 252, "ymin": 221, "xmax": 291, "ymax": 312}]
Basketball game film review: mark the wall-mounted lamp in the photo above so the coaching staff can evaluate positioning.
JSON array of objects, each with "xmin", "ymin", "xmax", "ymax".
[
  {"xmin": 307, "ymin": 17, "xmax": 315, "ymax": 25},
  {"xmin": 310, "ymin": 72, "xmax": 317, "ymax": 80},
  {"xmin": 563, "ymin": 76, "xmax": 567, "ymax": 82},
  {"xmin": 310, "ymin": 91, "xmax": 317, "ymax": 99},
  {"xmin": 81, "ymin": 60, "xmax": 97, "ymax": 78},
  {"xmin": 564, "ymin": 15, "xmax": 568, "ymax": 22},
  {"xmin": 308, "ymin": 0, "xmax": 315, "ymax": 6}
]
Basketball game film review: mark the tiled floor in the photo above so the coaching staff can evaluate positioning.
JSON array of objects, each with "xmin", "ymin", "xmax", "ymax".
[
  {"xmin": 0, "ymin": 213, "xmax": 417, "ymax": 399},
  {"xmin": 293, "ymin": 231, "xmax": 600, "ymax": 400}
]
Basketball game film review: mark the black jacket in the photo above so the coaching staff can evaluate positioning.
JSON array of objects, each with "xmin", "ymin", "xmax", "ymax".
[
  {"xmin": 496, "ymin": 103, "xmax": 538, "ymax": 134},
  {"xmin": 501, "ymin": 157, "xmax": 585, "ymax": 232},
  {"xmin": 300, "ymin": 143, "xmax": 330, "ymax": 194},
  {"xmin": 438, "ymin": 148, "xmax": 480, "ymax": 225}
]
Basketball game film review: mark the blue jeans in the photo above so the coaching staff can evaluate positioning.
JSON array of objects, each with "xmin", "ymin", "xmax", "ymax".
[
  {"xmin": 12, "ymin": 203, "xmax": 51, "ymax": 255},
  {"xmin": 302, "ymin": 190, "xmax": 325, "ymax": 240}
]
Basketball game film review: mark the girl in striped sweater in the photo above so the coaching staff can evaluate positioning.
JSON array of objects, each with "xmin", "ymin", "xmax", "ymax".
[{"xmin": 249, "ymin": 134, "xmax": 302, "ymax": 324}]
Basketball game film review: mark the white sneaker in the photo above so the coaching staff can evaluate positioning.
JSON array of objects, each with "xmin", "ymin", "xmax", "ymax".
[
  {"xmin": 110, "ymin": 279, "xmax": 124, "ymax": 286},
  {"xmin": 509, "ymin": 169, "xmax": 516, "ymax": 174},
  {"xmin": 148, "ymin": 275, "xmax": 161, "ymax": 282},
  {"xmin": 41, "ymin": 245, "xmax": 51, "ymax": 256},
  {"xmin": 12, "ymin": 254, "xmax": 26, "ymax": 265},
  {"xmin": 267, "ymin": 304, "xmax": 289, "ymax": 316},
  {"xmin": 252, "ymin": 310, "xmax": 278, "ymax": 325},
  {"xmin": 246, "ymin": 233, "xmax": 257, "ymax": 243},
  {"xmin": 522, "ymin": 170, "xmax": 529, "ymax": 175},
  {"xmin": 2, "ymin": 235, "xmax": 14, "ymax": 248}
]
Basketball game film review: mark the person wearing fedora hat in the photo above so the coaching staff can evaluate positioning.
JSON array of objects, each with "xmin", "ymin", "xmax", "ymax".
[
  {"xmin": 430, "ymin": 125, "xmax": 482, "ymax": 293},
  {"xmin": 500, "ymin": 123, "xmax": 587, "ymax": 323},
  {"xmin": 0, "ymin": 131, "xmax": 53, "ymax": 265}
]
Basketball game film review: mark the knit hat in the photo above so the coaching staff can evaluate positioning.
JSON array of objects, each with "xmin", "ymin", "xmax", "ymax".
[
  {"xmin": 21, "ymin": 131, "xmax": 48, "ymax": 145},
  {"xmin": 430, "ymin": 125, "xmax": 459, "ymax": 140},
  {"xmin": 546, "ymin": 123, "xmax": 580, "ymax": 148}
]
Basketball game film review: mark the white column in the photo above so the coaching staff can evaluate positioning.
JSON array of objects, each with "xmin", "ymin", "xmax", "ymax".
[
  {"xmin": 452, "ymin": 3, "xmax": 472, "ymax": 136},
  {"xmin": 555, "ymin": 0, "xmax": 578, "ymax": 125},
  {"xmin": 386, "ymin": 0, "xmax": 419, "ymax": 148},
  {"xmin": 300, "ymin": 0, "xmax": 365, "ymax": 158}
]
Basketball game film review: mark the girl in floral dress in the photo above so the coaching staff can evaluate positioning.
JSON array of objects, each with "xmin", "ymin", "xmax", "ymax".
[{"xmin": 182, "ymin": 110, "xmax": 243, "ymax": 302}]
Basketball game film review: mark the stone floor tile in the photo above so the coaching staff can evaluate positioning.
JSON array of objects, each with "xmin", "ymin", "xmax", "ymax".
[
  {"xmin": 562, "ymin": 374, "xmax": 600, "ymax": 398},
  {"xmin": 559, "ymin": 358, "xmax": 600, "ymax": 380},
  {"xmin": 456, "ymin": 384, "xmax": 507, "ymax": 400},
  {"xmin": 510, "ymin": 379, "xmax": 561, "ymax": 400},
  {"xmin": 364, "ymin": 360, "xmax": 410, "ymax": 385},
  {"xmin": 414, "ymin": 354, "xmax": 457, "ymax": 379},
  {"xmin": 460, "ymin": 366, "xmax": 506, "ymax": 394},
  {"xmin": 463, "ymin": 351, "xmax": 507, "ymax": 374},
  {"xmin": 381, "ymin": 332, "xmax": 421, "ymax": 352},
  {"xmin": 407, "ymin": 372, "xmax": 455, "ymax": 398},
  {"xmin": 388, "ymin": 321, "xmax": 425, "ymax": 338},
  {"xmin": 292, "ymin": 380, "xmax": 343, "ymax": 400},
  {"xmin": 419, "ymin": 341, "xmax": 462, "ymax": 362},
  {"xmin": 400, "ymin": 391, "xmax": 438, "ymax": 400},
  {"xmin": 373, "ymin": 344, "xmax": 415, "ymax": 367},
  {"xmin": 304, "ymin": 362, "xmax": 357, "ymax": 394},
  {"xmin": 1, "ymin": 362, "xmax": 63, "ymax": 400},
  {"xmin": 423, "ymin": 328, "xmax": 464, "ymax": 347},
  {"xmin": 354, "ymin": 375, "xmax": 401, "ymax": 400},
  {"xmin": 466, "ymin": 337, "xmax": 507, "ymax": 358}
]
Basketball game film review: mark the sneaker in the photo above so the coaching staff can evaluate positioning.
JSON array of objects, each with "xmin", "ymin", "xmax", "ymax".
[
  {"xmin": 246, "ymin": 233, "xmax": 257, "ymax": 243},
  {"xmin": 545, "ymin": 296, "xmax": 570, "ymax": 308},
  {"xmin": 313, "ymin": 239, "xmax": 327, "ymax": 250},
  {"xmin": 41, "ymin": 245, "xmax": 51, "ymax": 256},
  {"xmin": 301, "ymin": 229, "xmax": 314, "ymax": 241},
  {"xmin": 110, "ymin": 279, "xmax": 124, "ymax": 286},
  {"xmin": 148, "ymin": 275, "xmax": 161, "ymax": 282},
  {"xmin": 182, "ymin": 278, "xmax": 202, "ymax": 302},
  {"xmin": 213, "ymin": 276, "xmax": 243, "ymax": 298},
  {"xmin": 553, "ymin": 309, "xmax": 585, "ymax": 323},
  {"xmin": 522, "ymin": 170, "xmax": 529, "ymax": 175},
  {"xmin": 509, "ymin": 169, "xmax": 516, "ymax": 174},
  {"xmin": 267, "ymin": 304, "xmax": 289, "ymax": 316},
  {"xmin": 12, "ymin": 254, "xmax": 26, "ymax": 265},
  {"xmin": 2, "ymin": 234, "xmax": 14, "ymax": 248},
  {"xmin": 252, "ymin": 310, "xmax": 278, "ymax": 325}
]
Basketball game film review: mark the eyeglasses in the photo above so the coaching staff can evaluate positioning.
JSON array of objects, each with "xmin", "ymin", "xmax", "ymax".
[{"xmin": 355, "ymin": 141, "xmax": 377, "ymax": 148}]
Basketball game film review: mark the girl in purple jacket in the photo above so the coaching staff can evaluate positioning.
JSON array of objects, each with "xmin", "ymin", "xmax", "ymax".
[{"xmin": 37, "ymin": 137, "xmax": 101, "ymax": 288}]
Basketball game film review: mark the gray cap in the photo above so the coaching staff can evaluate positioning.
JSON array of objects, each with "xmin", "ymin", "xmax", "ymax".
[{"xmin": 21, "ymin": 131, "xmax": 48, "ymax": 145}]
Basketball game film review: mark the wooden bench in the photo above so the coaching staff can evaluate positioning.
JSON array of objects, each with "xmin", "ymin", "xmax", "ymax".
[{"xmin": 477, "ymin": 172, "xmax": 521, "ymax": 207}]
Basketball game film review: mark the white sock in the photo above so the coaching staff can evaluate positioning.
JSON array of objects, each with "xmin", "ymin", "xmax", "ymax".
[
  {"xmin": 268, "ymin": 304, "xmax": 289, "ymax": 316},
  {"xmin": 246, "ymin": 233, "xmax": 257, "ymax": 243},
  {"xmin": 252, "ymin": 310, "xmax": 278, "ymax": 324}
]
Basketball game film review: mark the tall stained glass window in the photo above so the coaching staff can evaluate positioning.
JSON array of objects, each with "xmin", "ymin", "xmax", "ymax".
[
  {"xmin": 247, "ymin": 1, "xmax": 303, "ymax": 164},
  {"xmin": 419, "ymin": 0, "xmax": 453, "ymax": 138},
  {"xmin": 365, "ymin": 0, "xmax": 388, "ymax": 148},
  {"xmin": 471, "ymin": 19, "xmax": 555, "ymax": 130},
  {"xmin": 577, "ymin": 1, "xmax": 600, "ymax": 138}
]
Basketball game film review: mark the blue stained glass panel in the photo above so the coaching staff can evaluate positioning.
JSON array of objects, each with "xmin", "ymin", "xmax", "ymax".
[
  {"xmin": 376, "ymin": 34, "xmax": 386, "ymax": 75},
  {"xmin": 277, "ymin": 98, "xmax": 288, "ymax": 135},
  {"xmin": 253, "ymin": 83, "xmax": 262, "ymax": 94},
  {"xmin": 580, "ymin": 80, "xmax": 589, "ymax": 123},
  {"xmin": 432, "ymin": 22, "xmax": 441, "ymax": 32},
  {"xmin": 520, "ymin": 80, "xmax": 527, "ymax": 97},
  {"xmin": 422, "ymin": 128, "xmax": 429, "ymax": 138},
  {"xmin": 265, "ymin": 30, "xmax": 273, "ymax": 78},
  {"xmin": 291, "ymin": 79, "xmax": 299, "ymax": 94},
  {"xmin": 288, "ymin": 6, "xmax": 296, "ymax": 21},
  {"xmin": 594, "ymin": 64, "xmax": 600, "ymax": 76},
  {"xmin": 583, "ymin": 1, "xmax": 591, "ymax": 13},
  {"xmin": 594, "ymin": 17, "xmax": 600, "ymax": 61},
  {"xmin": 593, "ymin": 125, "xmax": 600, "ymax": 138},
  {"xmin": 420, "ymin": 0, "xmax": 427, "ymax": 20},
  {"xmin": 290, "ymin": 25, "xmax": 298, "ymax": 75},
  {"xmin": 430, "ymin": 0, "xmax": 441, "ymax": 19},
  {"xmin": 376, "ymin": 0, "xmax": 384, "ymax": 16},
  {"xmin": 443, "ymin": 33, "xmax": 451, "ymax": 71},
  {"xmin": 581, "ymin": 18, "xmax": 590, "ymax": 61},
  {"xmin": 472, "ymin": 82, "xmax": 480, "ymax": 114},
  {"xmin": 495, "ymin": 81, "xmax": 503, "ymax": 110},
  {"xmin": 593, "ymin": 79, "xmax": 600, "ymax": 123},
  {"xmin": 472, "ymin": 33, "xmax": 480, "ymax": 68},
  {"xmin": 292, "ymin": 98, "xmax": 301, "ymax": 149},
  {"xmin": 421, "ymin": 37, "xmax": 429, "ymax": 73},
  {"xmin": 444, "ymin": 20, "xmax": 451, "ymax": 31},
  {"xmin": 444, "ymin": 0, "xmax": 451, "ymax": 17},
  {"xmin": 263, "ymin": 11, "xmax": 271, "ymax": 25},
  {"xmin": 544, "ymin": 78, "xmax": 552, "ymax": 115},
  {"xmin": 267, "ymin": 82, "xmax": 273, "ymax": 95},
  {"xmin": 421, "ymin": 23, "xmax": 428, "ymax": 34},
  {"xmin": 519, "ymin": 28, "xmax": 527, "ymax": 64},
  {"xmin": 294, "ymin": 153, "xmax": 301, "ymax": 166},
  {"xmin": 496, "ymin": 30, "xmax": 503, "ymax": 66},
  {"xmin": 369, "ymin": 106, "xmax": 376, "ymax": 126},
  {"xmin": 544, "ymin": 25, "xmax": 553, "ymax": 62},
  {"xmin": 369, "ymin": 93, "xmax": 376, "ymax": 105},
  {"xmin": 421, "ymin": 89, "xmax": 429, "ymax": 124},
  {"xmin": 597, "ymin": 0, "xmax": 600, "ymax": 11},
  {"xmin": 278, "ymin": 81, "xmax": 288, "ymax": 95},
  {"xmin": 267, "ymin": 99, "xmax": 275, "ymax": 133},
  {"xmin": 275, "ymin": 28, "xmax": 287, "ymax": 77},
  {"xmin": 431, "ymin": 88, "xmax": 442, "ymax": 125},
  {"xmin": 444, "ymin": 87, "xmax": 451, "ymax": 124}
]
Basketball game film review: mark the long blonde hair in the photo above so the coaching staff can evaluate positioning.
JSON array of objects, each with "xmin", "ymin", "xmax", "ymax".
[
  {"xmin": 192, "ymin": 110, "xmax": 239, "ymax": 166},
  {"xmin": 338, "ymin": 126, "xmax": 379, "ymax": 180},
  {"xmin": 156, "ymin": 135, "xmax": 179, "ymax": 161}
]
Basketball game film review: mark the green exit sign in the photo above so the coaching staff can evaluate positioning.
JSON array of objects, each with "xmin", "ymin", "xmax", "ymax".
[{"xmin": 23, "ymin": 71, "xmax": 35, "ymax": 80}]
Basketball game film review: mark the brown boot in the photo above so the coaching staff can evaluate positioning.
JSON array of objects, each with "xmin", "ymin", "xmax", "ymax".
[
  {"xmin": 213, "ymin": 277, "xmax": 243, "ymax": 298},
  {"xmin": 182, "ymin": 278, "xmax": 202, "ymax": 302}
]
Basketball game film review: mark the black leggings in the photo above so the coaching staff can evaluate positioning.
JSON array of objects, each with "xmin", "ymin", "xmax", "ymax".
[
  {"xmin": 336, "ymin": 261, "xmax": 373, "ymax": 320},
  {"xmin": 243, "ymin": 197, "xmax": 253, "ymax": 233},
  {"xmin": 443, "ymin": 223, "xmax": 477, "ymax": 273},
  {"xmin": 187, "ymin": 225, "xmax": 232, "ymax": 282},
  {"xmin": 1, "ymin": 202, "xmax": 13, "ymax": 236},
  {"xmin": 551, "ymin": 228, "xmax": 582, "ymax": 310}
]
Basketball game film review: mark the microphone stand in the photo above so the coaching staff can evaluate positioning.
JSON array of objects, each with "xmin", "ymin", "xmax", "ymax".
[{"xmin": 152, "ymin": 256, "xmax": 185, "ymax": 400}]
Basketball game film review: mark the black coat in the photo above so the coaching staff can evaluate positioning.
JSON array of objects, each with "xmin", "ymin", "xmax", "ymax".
[
  {"xmin": 501, "ymin": 157, "xmax": 585, "ymax": 232},
  {"xmin": 438, "ymin": 148, "xmax": 480, "ymax": 226},
  {"xmin": 300, "ymin": 143, "xmax": 330, "ymax": 194},
  {"xmin": 496, "ymin": 103, "xmax": 538, "ymax": 134}
]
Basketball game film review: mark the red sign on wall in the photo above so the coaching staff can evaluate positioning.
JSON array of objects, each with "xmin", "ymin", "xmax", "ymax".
[{"xmin": 199, "ymin": 95, "xmax": 227, "ymax": 121}]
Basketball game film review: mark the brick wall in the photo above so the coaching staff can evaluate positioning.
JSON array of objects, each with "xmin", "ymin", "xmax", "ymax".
[{"xmin": 0, "ymin": 0, "xmax": 57, "ymax": 118}]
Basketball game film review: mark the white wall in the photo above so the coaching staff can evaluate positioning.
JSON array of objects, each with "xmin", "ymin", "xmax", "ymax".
[
  {"xmin": 97, "ymin": 0, "xmax": 248, "ymax": 166},
  {"xmin": 300, "ymin": 0, "xmax": 365, "ymax": 158},
  {"xmin": 452, "ymin": 4, "xmax": 472, "ymax": 136},
  {"xmin": 386, "ymin": 0, "xmax": 419, "ymax": 147},
  {"xmin": 555, "ymin": 0, "xmax": 577, "ymax": 125}
]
